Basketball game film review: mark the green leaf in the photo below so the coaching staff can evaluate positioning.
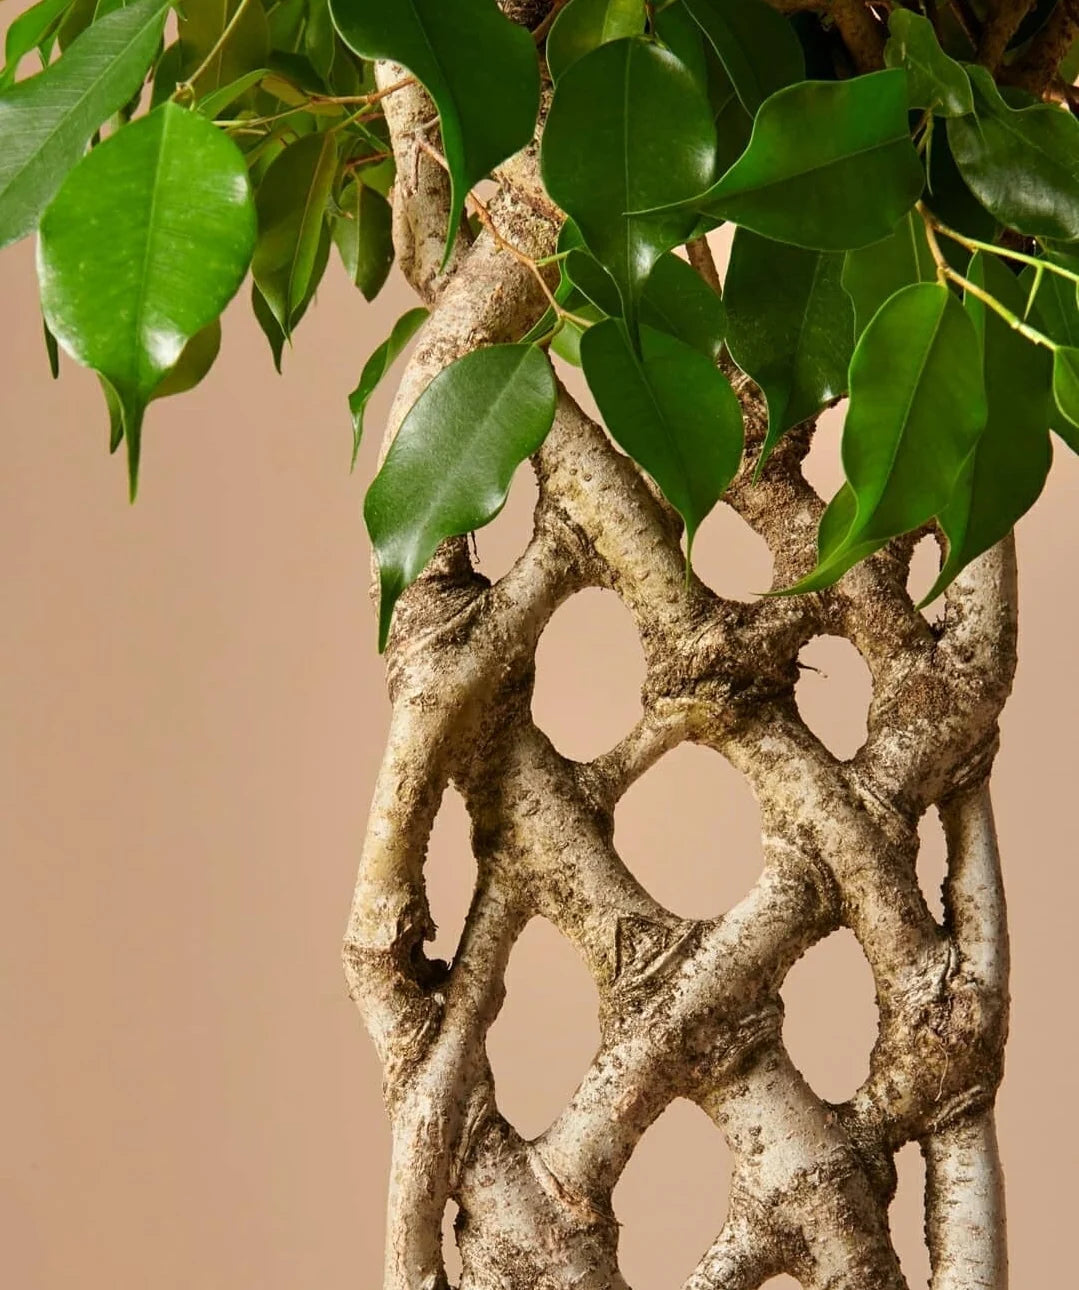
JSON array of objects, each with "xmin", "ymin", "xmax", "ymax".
[
  {"xmin": 252, "ymin": 130, "xmax": 338, "ymax": 335},
  {"xmin": 305, "ymin": 0, "xmax": 337, "ymax": 81},
  {"xmin": 681, "ymin": 0, "xmax": 805, "ymax": 115},
  {"xmin": 365, "ymin": 343, "xmax": 557, "ymax": 650},
  {"xmin": 707, "ymin": 54, "xmax": 753, "ymax": 174},
  {"xmin": 330, "ymin": 0, "xmax": 540, "ymax": 264},
  {"xmin": 947, "ymin": 65, "xmax": 1079, "ymax": 241},
  {"xmin": 268, "ymin": 0, "xmax": 306, "ymax": 51},
  {"xmin": 38, "ymin": 102, "xmax": 256, "ymax": 496},
  {"xmin": 348, "ymin": 305, "xmax": 428, "ymax": 467},
  {"xmin": 1021, "ymin": 254, "xmax": 1079, "ymax": 457},
  {"xmin": 787, "ymin": 282, "xmax": 987, "ymax": 593},
  {"xmin": 725, "ymin": 228, "xmax": 852, "ymax": 468},
  {"xmin": 549, "ymin": 300, "xmax": 605, "ymax": 366},
  {"xmin": 674, "ymin": 70, "xmax": 924, "ymax": 251},
  {"xmin": 1052, "ymin": 346, "xmax": 1079, "ymax": 433},
  {"xmin": 923, "ymin": 122, "xmax": 997, "ymax": 259},
  {"xmin": 1, "ymin": 0, "xmax": 74, "ymax": 88},
  {"xmin": 0, "ymin": 0, "xmax": 169, "ymax": 249},
  {"xmin": 841, "ymin": 210, "xmax": 937, "ymax": 338},
  {"xmin": 195, "ymin": 67, "xmax": 268, "ymax": 117},
  {"xmin": 251, "ymin": 224, "xmax": 330, "ymax": 370},
  {"xmin": 565, "ymin": 248, "xmax": 621, "ymax": 316},
  {"xmin": 332, "ymin": 178, "xmax": 393, "ymax": 301},
  {"xmin": 641, "ymin": 251, "xmax": 726, "ymax": 361},
  {"xmin": 922, "ymin": 253, "xmax": 1052, "ymax": 604},
  {"xmin": 545, "ymin": 0, "xmax": 645, "ymax": 82},
  {"xmin": 44, "ymin": 316, "xmax": 60, "ymax": 378},
  {"xmin": 150, "ymin": 38, "xmax": 184, "ymax": 107},
  {"xmin": 541, "ymin": 37, "xmax": 716, "ymax": 326},
  {"xmin": 884, "ymin": 9, "xmax": 972, "ymax": 117},
  {"xmin": 580, "ymin": 318, "xmax": 744, "ymax": 557},
  {"xmin": 151, "ymin": 319, "xmax": 223, "ymax": 401},
  {"xmin": 178, "ymin": 0, "xmax": 271, "ymax": 94}
]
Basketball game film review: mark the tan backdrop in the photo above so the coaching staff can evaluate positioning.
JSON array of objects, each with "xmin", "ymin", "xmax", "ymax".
[{"xmin": 2, "ymin": 107, "xmax": 1077, "ymax": 1288}]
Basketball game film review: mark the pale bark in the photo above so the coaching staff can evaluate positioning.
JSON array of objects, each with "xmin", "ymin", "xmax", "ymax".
[{"xmin": 346, "ymin": 22, "xmax": 1017, "ymax": 1288}]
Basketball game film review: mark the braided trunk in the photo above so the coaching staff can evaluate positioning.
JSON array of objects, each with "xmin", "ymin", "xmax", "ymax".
[{"xmin": 350, "ymin": 55, "xmax": 1015, "ymax": 1290}]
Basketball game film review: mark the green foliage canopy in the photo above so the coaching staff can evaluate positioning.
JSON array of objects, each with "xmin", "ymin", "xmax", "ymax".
[{"xmin": 4, "ymin": 0, "xmax": 1079, "ymax": 647}]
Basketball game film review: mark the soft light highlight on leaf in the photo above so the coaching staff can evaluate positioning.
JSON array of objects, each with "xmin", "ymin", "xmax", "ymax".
[{"xmin": 37, "ymin": 102, "xmax": 256, "ymax": 495}]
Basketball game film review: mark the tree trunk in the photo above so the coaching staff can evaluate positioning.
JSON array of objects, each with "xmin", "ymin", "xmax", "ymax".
[{"xmin": 349, "ymin": 55, "xmax": 1016, "ymax": 1290}]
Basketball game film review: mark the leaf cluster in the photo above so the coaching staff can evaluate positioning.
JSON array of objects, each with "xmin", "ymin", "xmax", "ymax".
[{"xmin": 4, "ymin": 0, "xmax": 1079, "ymax": 646}]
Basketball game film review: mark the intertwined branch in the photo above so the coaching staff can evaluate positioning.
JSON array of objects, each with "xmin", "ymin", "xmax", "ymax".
[{"xmin": 347, "ymin": 50, "xmax": 1017, "ymax": 1290}]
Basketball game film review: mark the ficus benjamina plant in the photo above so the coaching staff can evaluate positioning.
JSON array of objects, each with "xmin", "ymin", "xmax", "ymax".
[{"xmin": 4, "ymin": 0, "xmax": 1078, "ymax": 1285}]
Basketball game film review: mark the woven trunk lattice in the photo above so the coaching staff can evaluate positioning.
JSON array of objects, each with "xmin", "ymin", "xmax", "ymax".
[{"xmin": 348, "ymin": 59, "xmax": 1016, "ymax": 1290}]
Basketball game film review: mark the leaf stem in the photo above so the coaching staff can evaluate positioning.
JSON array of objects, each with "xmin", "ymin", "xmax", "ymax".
[
  {"xmin": 917, "ymin": 204, "xmax": 1057, "ymax": 350},
  {"xmin": 469, "ymin": 192, "xmax": 592, "ymax": 329},
  {"xmin": 923, "ymin": 207, "xmax": 1079, "ymax": 286}
]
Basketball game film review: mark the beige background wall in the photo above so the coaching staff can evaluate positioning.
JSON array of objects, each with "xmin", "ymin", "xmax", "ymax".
[{"xmin": 2, "ymin": 79, "xmax": 1078, "ymax": 1289}]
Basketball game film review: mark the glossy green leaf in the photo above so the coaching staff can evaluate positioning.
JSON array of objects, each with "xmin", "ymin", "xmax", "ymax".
[
  {"xmin": 541, "ymin": 37, "xmax": 716, "ymax": 325},
  {"xmin": 178, "ymin": 0, "xmax": 271, "ymax": 94},
  {"xmin": 580, "ymin": 318, "xmax": 743, "ymax": 556},
  {"xmin": 252, "ymin": 130, "xmax": 338, "ymax": 335},
  {"xmin": 38, "ymin": 102, "xmax": 256, "ymax": 495},
  {"xmin": 641, "ymin": 251, "xmax": 726, "ymax": 361},
  {"xmin": 1052, "ymin": 346, "xmax": 1079, "ymax": 433},
  {"xmin": 675, "ymin": 70, "xmax": 924, "ymax": 251},
  {"xmin": 330, "ymin": 0, "xmax": 540, "ymax": 263},
  {"xmin": 0, "ymin": 0, "xmax": 169, "ymax": 249},
  {"xmin": 682, "ymin": 0, "xmax": 804, "ymax": 115},
  {"xmin": 947, "ymin": 65, "xmax": 1079, "ymax": 241},
  {"xmin": 565, "ymin": 248, "xmax": 621, "ymax": 316},
  {"xmin": 884, "ymin": 9, "xmax": 972, "ymax": 117},
  {"xmin": 365, "ymin": 344, "xmax": 557, "ymax": 650},
  {"xmin": 151, "ymin": 320, "xmax": 223, "ymax": 401},
  {"xmin": 652, "ymin": 0, "xmax": 708, "ymax": 92},
  {"xmin": 332, "ymin": 179, "xmax": 393, "ymax": 301},
  {"xmin": 348, "ymin": 305, "xmax": 428, "ymax": 467},
  {"xmin": 787, "ymin": 283, "xmax": 986, "ymax": 593},
  {"xmin": 922, "ymin": 253, "xmax": 1052, "ymax": 604},
  {"xmin": 545, "ymin": 0, "xmax": 645, "ymax": 82},
  {"xmin": 196, "ymin": 67, "xmax": 268, "ymax": 117},
  {"xmin": 1, "ymin": 0, "xmax": 73, "ymax": 88},
  {"xmin": 841, "ymin": 210, "xmax": 937, "ymax": 337},
  {"xmin": 251, "ymin": 225, "xmax": 330, "ymax": 371},
  {"xmin": 726, "ymin": 228, "xmax": 852, "ymax": 468},
  {"xmin": 57, "ymin": 0, "xmax": 125, "ymax": 52}
]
